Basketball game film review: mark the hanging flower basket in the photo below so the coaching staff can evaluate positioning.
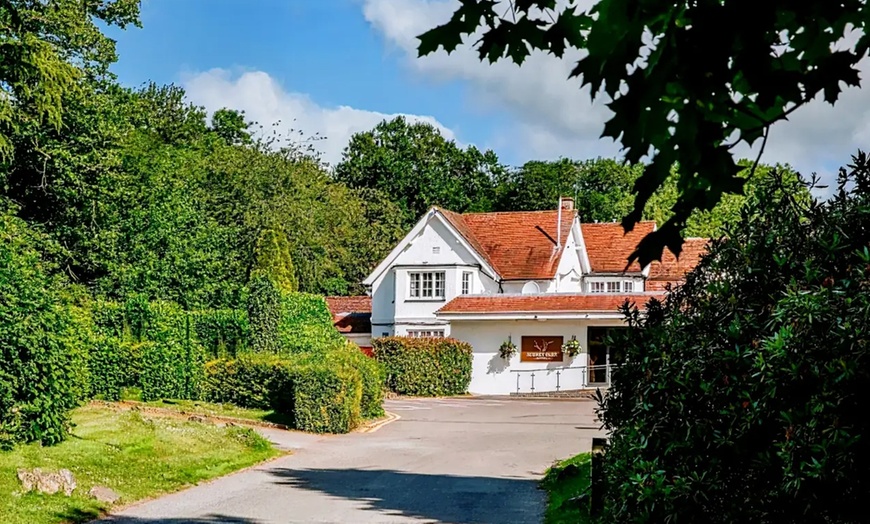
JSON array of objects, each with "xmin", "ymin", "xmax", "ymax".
[
  {"xmin": 562, "ymin": 337, "xmax": 582, "ymax": 357},
  {"xmin": 498, "ymin": 339, "xmax": 517, "ymax": 360}
]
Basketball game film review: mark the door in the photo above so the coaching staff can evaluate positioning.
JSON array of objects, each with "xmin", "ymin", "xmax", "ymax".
[{"xmin": 587, "ymin": 327, "xmax": 626, "ymax": 384}]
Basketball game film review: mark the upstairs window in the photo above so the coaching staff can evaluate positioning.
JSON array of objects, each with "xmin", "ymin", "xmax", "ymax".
[
  {"xmin": 606, "ymin": 281, "xmax": 621, "ymax": 293},
  {"xmin": 590, "ymin": 280, "xmax": 635, "ymax": 293},
  {"xmin": 623, "ymin": 281, "xmax": 634, "ymax": 292},
  {"xmin": 409, "ymin": 271, "xmax": 445, "ymax": 299},
  {"xmin": 408, "ymin": 329, "xmax": 445, "ymax": 338},
  {"xmin": 462, "ymin": 272, "xmax": 472, "ymax": 295},
  {"xmin": 590, "ymin": 281, "xmax": 606, "ymax": 293}
]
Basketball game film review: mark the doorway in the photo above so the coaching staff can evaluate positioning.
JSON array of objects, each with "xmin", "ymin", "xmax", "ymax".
[{"xmin": 587, "ymin": 327, "xmax": 626, "ymax": 385}]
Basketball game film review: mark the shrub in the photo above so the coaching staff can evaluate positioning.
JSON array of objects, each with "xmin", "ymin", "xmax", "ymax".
[
  {"xmin": 87, "ymin": 336, "xmax": 131, "ymax": 401},
  {"xmin": 373, "ymin": 337, "xmax": 472, "ymax": 396},
  {"xmin": 139, "ymin": 338, "xmax": 205, "ymax": 401},
  {"xmin": 0, "ymin": 210, "xmax": 83, "ymax": 447},
  {"xmin": 293, "ymin": 364, "xmax": 362, "ymax": 434},
  {"xmin": 302, "ymin": 344, "xmax": 385, "ymax": 419},
  {"xmin": 192, "ymin": 308, "xmax": 250, "ymax": 358},
  {"xmin": 598, "ymin": 160, "xmax": 870, "ymax": 523},
  {"xmin": 203, "ymin": 354, "xmax": 294, "ymax": 414},
  {"xmin": 248, "ymin": 275, "xmax": 281, "ymax": 353}
]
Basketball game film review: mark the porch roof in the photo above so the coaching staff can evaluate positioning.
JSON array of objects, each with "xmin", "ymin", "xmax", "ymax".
[{"xmin": 436, "ymin": 293, "xmax": 662, "ymax": 320}]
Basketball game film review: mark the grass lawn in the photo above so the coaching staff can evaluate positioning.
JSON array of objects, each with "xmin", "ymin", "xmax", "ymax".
[
  {"xmin": 120, "ymin": 388, "xmax": 293, "ymax": 426},
  {"xmin": 541, "ymin": 452, "xmax": 593, "ymax": 524},
  {"xmin": 0, "ymin": 405, "xmax": 281, "ymax": 524}
]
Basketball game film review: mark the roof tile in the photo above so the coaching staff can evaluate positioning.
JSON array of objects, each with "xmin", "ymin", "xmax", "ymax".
[{"xmin": 438, "ymin": 293, "xmax": 662, "ymax": 314}]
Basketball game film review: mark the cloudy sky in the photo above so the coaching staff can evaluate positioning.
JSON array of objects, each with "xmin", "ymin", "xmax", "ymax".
[{"xmin": 107, "ymin": 0, "xmax": 869, "ymax": 180}]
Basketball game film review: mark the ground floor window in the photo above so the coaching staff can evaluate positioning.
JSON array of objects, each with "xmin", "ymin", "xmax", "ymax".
[
  {"xmin": 408, "ymin": 329, "xmax": 445, "ymax": 338},
  {"xmin": 587, "ymin": 327, "xmax": 627, "ymax": 384}
]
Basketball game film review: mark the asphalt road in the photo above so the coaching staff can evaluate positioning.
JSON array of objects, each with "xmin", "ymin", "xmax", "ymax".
[{"xmin": 100, "ymin": 397, "xmax": 604, "ymax": 524}]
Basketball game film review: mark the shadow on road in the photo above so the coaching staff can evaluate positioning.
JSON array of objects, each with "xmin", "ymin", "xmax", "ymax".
[
  {"xmin": 268, "ymin": 467, "xmax": 542, "ymax": 524},
  {"xmin": 92, "ymin": 515, "xmax": 259, "ymax": 524}
]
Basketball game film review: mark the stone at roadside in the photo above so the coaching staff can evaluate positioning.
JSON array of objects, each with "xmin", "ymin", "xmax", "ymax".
[
  {"xmin": 89, "ymin": 485, "xmax": 121, "ymax": 504},
  {"xmin": 188, "ymin": 415, "xmax": 208, "ymax": 423},
  {"xmin": 17, "ymin": 468, "xmax": 76, "ymax": 496}
]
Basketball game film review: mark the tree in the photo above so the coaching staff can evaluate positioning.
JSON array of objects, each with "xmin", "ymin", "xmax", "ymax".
[
  {"xmin": 334, "ymin": 116, "xmax": 504, "ymax": 225},
  {"xmin": 0, "ymin": 0, "xmax": 140, "ymax": 157},
  {"xmin": 598, "ymin": 156, "xmax": 870, "ymax": 522},
  {"xmin": 211, "ymin": 108, "xmax": 252, "ymax": 145},
  {"xmin": 418, "ymin": 1, "xmax": 869, "ymax": 266},
  {"xmin": 251, "ymin": 229, "xmax": 298, "ymax": 292}
]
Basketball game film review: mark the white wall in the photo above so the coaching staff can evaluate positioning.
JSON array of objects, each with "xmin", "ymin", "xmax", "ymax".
[{"xmin": 449, "ymin": 318, "xmax": 627, "ymax": 395}]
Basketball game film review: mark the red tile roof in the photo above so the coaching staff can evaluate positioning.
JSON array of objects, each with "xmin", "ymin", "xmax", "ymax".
[
  {"xmin": 647, "ymin": 238, "xmax": 709, "ymax": 282},
  {"xmin": 325, "ymin": 296, "xmax": 371, "ymax": 334},
  {"xmin": 437, "ymin": 293, "xmax": 662, "ymax": 314},
  {"xmin": 439, "ymin": 209, "xmax": 574, "ymax": 280},
  {"xmin": 580, "ymin": 222, "xmax": 657, "ymax": 273}
]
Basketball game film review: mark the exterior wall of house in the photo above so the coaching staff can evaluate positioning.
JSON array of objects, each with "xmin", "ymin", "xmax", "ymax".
[
  {"xmin": 370, "ymin": 216, "xmax": 490, "ymax": 338},
  {"xmin": 449, "ymin": 318, "xmax": 627, "ymax": 395},
  {"xmin": 343, "ymin": 333, "xmax": 372, "ymax": 348}
]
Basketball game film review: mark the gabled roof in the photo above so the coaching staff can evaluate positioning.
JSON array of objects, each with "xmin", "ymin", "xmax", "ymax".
[
  {"xmin": 439, "ymin": 209, "xmax": 574, "ymax": 280},
  {"xmin": 325, "ymin": 296, "xmax": 371, "ymax": 334},
  {"xmin": 647, "ymin": 237, "xmax": 709, "ymax": 282},
  {"xmin": 580, "ymin": 221, "xmax": 657, "ymax": 273},
  {"xmin": 437, "ymin": 293, "xmax": 662, "ymax": 314}
]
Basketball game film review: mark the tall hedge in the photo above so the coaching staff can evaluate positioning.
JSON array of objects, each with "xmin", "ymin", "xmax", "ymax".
[
  {"xmin": 192, "ymin": 308, "xmax": 249, "ymax": 358},
  {"xmin": 373, "ymin": 337, "xmax": 472, "ymax": 396},
  {"xmin": 0, "ymin": 211, "xmax": 84, "ymax": 447},
  {"xmin": 599, "ymin": 163, "xmax": 870, "ymax": 522},
  {"xmin": 293, "ymin": 364, "xmax": 362, "ymax": 433}
]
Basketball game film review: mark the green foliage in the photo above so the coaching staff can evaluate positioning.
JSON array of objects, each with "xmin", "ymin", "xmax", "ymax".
[
  {"xmin": 248, "ymin": 275, "xmax": 281, "ymax": 353},
  {"xmin": 293, "ymin": 364, "xmax": 362, "ymax": 434},
  {"xmin": 276, "ymin": 292, "xmax": 346, "ymax": 354},
  {"xmin": 418, "ymin": 0, "xmax": 870, "ymax": 266},
  {"xmin": 542, "ymin": 453, "xmax": 593, "ymax": 524},
  {"xmin": 203, "ymin": 354, "xmax": 295, "ymax": 414},
  {"xmin": 598, "ymin": 155, "xmax": 870, "ymax": 522},
  {"xmin": 139, "ymin": 339, "xmax": 205, "ymax": 402},
  {"xmin": 86, "ymin": 336, "xmax": 139, "ymax": 401},
  {"xmin": 251, "ymin": 228, "xmax": 298, "ymax": 292},
  {"xmin": 373, "ymin": 337, "xmax": 472, "ymax": 396},
  {"xmin": 204, "ymin": 348, "xmax": 380, "ymax": 433},
  {"xmin": 192, "ymin": 308, "xmax": 250, "ymax": 358},
  {"xmin": 0, "ymin": 207, "xmax": 84, "ymax": 447},
  {"xmin": 335, "ymin": 116, "xmax": 505, "ymax": 226}
]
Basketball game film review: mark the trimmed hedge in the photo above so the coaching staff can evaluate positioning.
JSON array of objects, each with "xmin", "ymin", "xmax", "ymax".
[
  {"xmin": 139, "ymin": 339, "xmax": 205, "ymax": 401},
  {"xmin": 192, "ymin": 308, "xmax": 249, "ymax": 358},
  {"xmin": 293, "ymin": 364, "xmax": 362, "ymax": 434},
  {"xmin": 249, "ymin": 284, "xmax": 346, "ymax": 355},
  {"xmin": 86, "ymin": 336, "xmax": 142, "ymax": 401},
  {"xmin": 373, "ymin": 337, "xmax": 472, "ymax": 397},
  {"xmin": 203, "ymin": 347, "xmax": 384, "ymax": 434}
]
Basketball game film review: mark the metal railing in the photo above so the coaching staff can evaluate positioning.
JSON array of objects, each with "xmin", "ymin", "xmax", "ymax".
[{"xmin": 510, "ymin": 364, "xmax": 618, "ymax": 394}]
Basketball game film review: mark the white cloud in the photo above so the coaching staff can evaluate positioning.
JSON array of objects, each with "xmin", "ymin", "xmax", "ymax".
[
  {"xmin": 181, "ymin": 68, "xmax": 457, "ymax": 167},
  {"xmin": 363, "ymin": 0, "xmax": 870, "ymax": 180}
]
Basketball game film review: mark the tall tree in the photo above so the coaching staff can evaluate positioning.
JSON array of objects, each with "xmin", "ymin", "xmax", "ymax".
[
  {"xmin": 334, "ymin": 116, "xmax": 504, "ymax": 225},
  {"xmin": 418, "ymin": 0, "xmax": 869, "ymax": 266}
]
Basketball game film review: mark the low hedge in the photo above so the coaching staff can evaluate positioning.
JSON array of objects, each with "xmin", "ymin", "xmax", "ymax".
[
  {"xmin": 373, "ymin": 337, "xmax": 473, "ymax": 396},
  {"xmin": 139, "ymin": 339, "xmax": 205, "ymax": 401},
  {"xmin": 203, "ymin": 347, "xmax": 383, "ymax": 434},
  {"xmin": 293, "ymin": 364, "xmax": 362, "ymax": 433}
]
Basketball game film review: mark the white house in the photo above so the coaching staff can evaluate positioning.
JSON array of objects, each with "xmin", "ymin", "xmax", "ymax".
[{"xmin": 360, "ymin": 197, "xmax": 706, "ymax": 395}]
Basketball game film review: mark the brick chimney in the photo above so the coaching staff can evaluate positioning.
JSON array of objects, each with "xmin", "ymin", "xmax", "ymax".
[{"xmin": 560, "ymin": 196, "xmax": 574, "ymax": 211}]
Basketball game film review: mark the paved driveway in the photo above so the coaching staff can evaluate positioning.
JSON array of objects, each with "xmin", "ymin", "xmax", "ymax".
[{"xmin": 101, "ymin": 397, "xmax": 604, "ymax": 524}]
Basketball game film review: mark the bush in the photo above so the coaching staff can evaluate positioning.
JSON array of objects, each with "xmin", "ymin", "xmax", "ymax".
[
  {"xmin": 86, "ymin": 336, "xmax": 141, "ymax": 401},
  {"xmin": 302, "ymin": 344, "xmax": 385, "ymax": 419},
  {"xmin": 192, "ymin": 308, "xmax": 249, "ymax": 358},
  {"xmin": 139, "ymin": 338, "xmax": 205, "ymax": 401},
  {"xmin": 293, "ymin": 364, "xmax": 362, "ymax": 434},
  {"xmin": 203, "ymin": 354, "xmax": 294, "ymax": 414},
  {"xmin": 203, "ymin": 349, "xmax": 379, "ymax": 433},
  {"xmin": 0, "ymin": 210, "xmax": 83, "ymax": 447},
  {"xmin": 373, "ymin": 337, "xmax": 472, "ymax": 396},
  {"xmin": 598, "ymin": 161, "xmax": 870, "ymax": 523}
]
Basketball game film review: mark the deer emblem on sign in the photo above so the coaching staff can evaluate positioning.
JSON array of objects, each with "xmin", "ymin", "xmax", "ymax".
[{"xmin": 534, "ymin": 339, "xmax": 553, "ymax": 353}]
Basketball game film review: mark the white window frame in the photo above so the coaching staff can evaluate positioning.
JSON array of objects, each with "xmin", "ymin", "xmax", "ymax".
[
  {"xmin": 408, "ymin": 329, "xmax": 445, "ymax": 338},
  {"xmin": 461, "ymin": 271, "xmax": 472, "ymax": 295},
  {"xmin": 590, "ymin": 281, "xmax": 606, "ymax": 294},
  {"xmin": 606, "ymin": 281, "xmax": 621, "ymax": 293},
  {"xmin": 408, "ymin": 271, "xmax": 446, "ymax": 299},
  {"xmin": 623, "ymin": 280, "xmax": 634, "ymax": 293}
]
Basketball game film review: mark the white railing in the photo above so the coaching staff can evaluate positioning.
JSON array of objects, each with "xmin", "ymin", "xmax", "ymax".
[{"xmin": 510, "ymin": 364, "xmax": 618, "ymax": 394}]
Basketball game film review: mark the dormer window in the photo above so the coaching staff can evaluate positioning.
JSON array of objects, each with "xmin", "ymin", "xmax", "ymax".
[{"xmin": 589, "ymin": 280, "xmax": 638, "ymax": 293}]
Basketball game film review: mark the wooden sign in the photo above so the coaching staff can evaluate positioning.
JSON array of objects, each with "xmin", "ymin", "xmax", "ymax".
[{"xmin": 520, "ymin": 336, "xmax": 564, "ymax": 362}]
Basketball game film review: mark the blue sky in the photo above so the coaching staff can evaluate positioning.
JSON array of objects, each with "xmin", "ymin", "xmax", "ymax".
[{"xmin": 105, "ymin": 0, "xmax": 869, "ymax": 178}]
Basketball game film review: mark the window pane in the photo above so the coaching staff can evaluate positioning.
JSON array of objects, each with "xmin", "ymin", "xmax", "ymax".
[
  {"xmin": 410, "ymin": 273, "xmax": 420, "ymax": 297},
  {"xmin": 590, "ymin": 281, "xmax": 605, "ymax": 293},
  {"xmin": 435, "ymin": 272, "xmax": 445, "ymax": 297},
  {"xmin": 624, "ymin": 281, "xmax": 634, "ymax": 292},
  {"xmin": 423, "ymin": 273, "xmax": 433, "ymax": 297},
  {"xmin": 462, "ymin": 272, "xmax": 471, "ymax": 295},
  {"xmin": 607, "ymin": 281, "xmax": 621, "ymax": 293}
]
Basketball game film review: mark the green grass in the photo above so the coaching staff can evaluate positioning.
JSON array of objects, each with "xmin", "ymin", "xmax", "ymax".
[
  {"xmin": 120, "ymin": 387, "xmax": 293, "ymax": 426},
  {"xmin": 0, "ymin": 405, "xmax": 280, "ymax": 524},
  {"xmin": 541, "ymin": 452, "xmax": 593, "ymax": 524}
]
